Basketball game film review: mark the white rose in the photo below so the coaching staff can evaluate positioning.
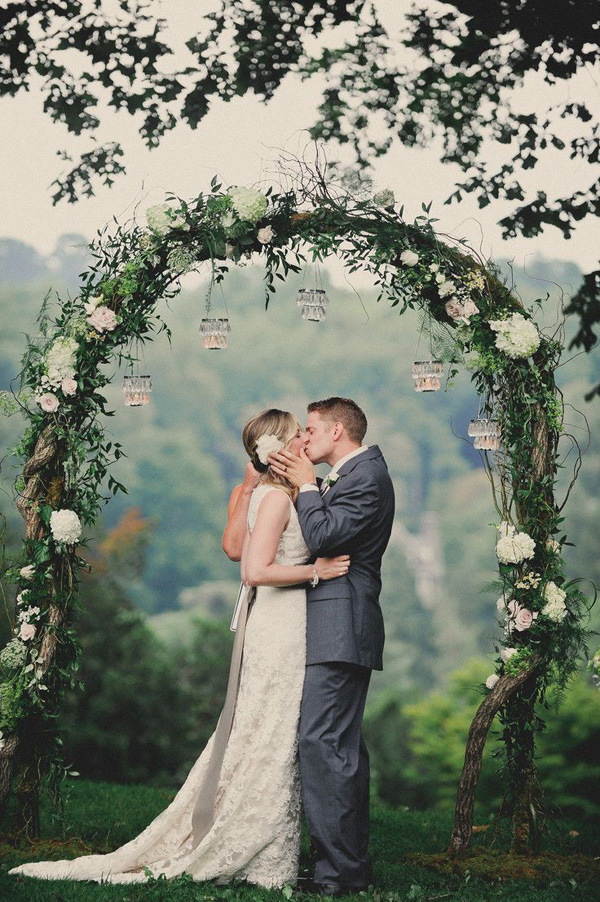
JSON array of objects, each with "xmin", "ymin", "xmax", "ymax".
[
  {"xmin": 438, "ymin": 280, "xmax": 456, "ymax": 298},
  {"xmin": 86, "ymin": 306, "xmax": 117, "ymax": 333},
  {"xmin": 50, "ymin": 509, "xmax": 82, "ymax": 545},
  {"xmin": 546, "ymin": 537, "xmax": 561, "ymax": 554},
  {"xmin": 84, "ymin": 295, "xmax": 103, "ymax": 315},
  {"xmin": 61, "ymin": 377, "xmax": 78, "ymax": 396},
  {"xmin": 460, "ymin": 299, "xmax": 480, "ymax": 323},
  {"xmin": 257, "ymin": 225, "xmax": 274, "ymax": 244},
  {"xmin": 20, "ymin": 565, "xmax": 35, "ymax": 580},
  {"xmin": 501, "ymin": 647, "xmax": 518, "ymax": 663},
  {"xmin": 496, "ymin": 596, "xmax": 507, "ymax": 613},
  {"xmin": 445, "ymin": 300, "xmax": 463, "ymax": 320},
  {"xmin": 486, "ymin": 674, "xmax": 500, "ymax": 689},
  {"xmin": 400, "ymin": 250, "xmax": 419, "ymax": 267},
  {"xmin": 507, "ymin": 600, "xmax": 538, "ymax": 632},
  {"xmin": 429, "ymin": 264, "xmax": 439, "ymax": 273},
  {"xmin": 254, "ymin": 434, "xmax": 284, "ymax": 464},
  {"xmin": 38, "ymin": 392, "xmax": 59, "ymax": 413}
]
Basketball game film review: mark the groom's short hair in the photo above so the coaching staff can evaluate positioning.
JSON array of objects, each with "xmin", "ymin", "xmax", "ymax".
[{"xmin": 307, "ymin": 397, "xmax": 367, "ymax": 444}]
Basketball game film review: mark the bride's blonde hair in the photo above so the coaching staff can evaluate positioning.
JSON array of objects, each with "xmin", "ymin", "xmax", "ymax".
[{"xmin": 242, "ymin": 409, "xmax": 301, "ymax": 500}]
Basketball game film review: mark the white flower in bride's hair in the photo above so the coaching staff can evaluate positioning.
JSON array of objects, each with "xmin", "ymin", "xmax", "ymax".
[{"xmin": 255, "ymin": 434, "xmax": 284, "ymax": 464}]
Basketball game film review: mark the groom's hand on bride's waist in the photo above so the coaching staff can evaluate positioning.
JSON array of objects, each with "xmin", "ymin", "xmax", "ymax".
[{"xmin": 268, "ymin": 447, "xmax": 315, "ymax": 489}]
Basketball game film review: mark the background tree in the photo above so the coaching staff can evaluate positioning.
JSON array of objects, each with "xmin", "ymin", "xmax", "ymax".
[{"xmin": 2, "ymin": 1, "xmax": 598, "ymax": 388}]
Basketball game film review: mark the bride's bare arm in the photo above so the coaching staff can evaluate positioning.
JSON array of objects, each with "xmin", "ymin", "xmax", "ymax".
[
  {"xmin": 222, "ymin": 463, "xmax": 261, "ymax": 561},
  {"xmin": 243, "ymin": 491, "xmax": 349, "ymax": 588}
]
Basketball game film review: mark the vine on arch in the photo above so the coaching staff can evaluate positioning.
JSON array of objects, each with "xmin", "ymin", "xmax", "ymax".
[{"xmin": 0, "ymin": 178, "xmax": 594, "ymax": 850}]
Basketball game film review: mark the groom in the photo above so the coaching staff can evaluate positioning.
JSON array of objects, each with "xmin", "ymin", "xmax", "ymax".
[{"xmin": 270, "ymin": 397, "xmax": 395, "ymax": 896}]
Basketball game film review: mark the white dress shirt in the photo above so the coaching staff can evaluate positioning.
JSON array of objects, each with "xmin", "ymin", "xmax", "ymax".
[{"xmin": 300, "ymin": 445, "xmax": 370, "ymax": 494}]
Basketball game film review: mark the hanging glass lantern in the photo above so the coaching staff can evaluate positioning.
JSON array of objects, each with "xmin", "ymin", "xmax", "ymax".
[
  {"xmin": 123, "ymin": 374, "xmax": 152, "ymax": 407},
  {"xmin": 200, "ymin": 317, "xmax": 231, "ymax": 349},
  {"xmin": 412, "ymin": 360, "xmax": 443, "ymax": 392},
  {"xmin": 468, "ymin": 417, "xmax": 501, "ymax": 451},
  {"xmin": 296, "ymin": 287, "xmax": 329, "ymax": 322}
]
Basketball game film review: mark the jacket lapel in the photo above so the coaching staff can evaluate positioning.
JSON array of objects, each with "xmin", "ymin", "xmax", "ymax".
[{"xmin": 322, "ymin": 445, "xmax": 383, "ymax": 503}]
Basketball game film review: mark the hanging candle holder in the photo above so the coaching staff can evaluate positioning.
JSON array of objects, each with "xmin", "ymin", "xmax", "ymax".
[
  {"xmin": 123, "ymin": 374, "xmax": 152, "ymax": 407},
  {"xmin": 468, "ymin": 416, "xmax": 501, "ymax": 451},
  {"xmin": 200, "ymin": 260, "xmax": 231, "ymax": 349},
  {"xmin": 200, "ymin": 317, "xmax": 231, "ymax": 349},
  {"xmin": 296, "ymin": 261, "xmax": 329, "ymax": 322},
  {"xmin": 123, "ymin": 338, "xmax": 152, "ymax": 407},
  {"xmin": 412, "ymin": 360, "xmax": 443, "ymax": 392}
]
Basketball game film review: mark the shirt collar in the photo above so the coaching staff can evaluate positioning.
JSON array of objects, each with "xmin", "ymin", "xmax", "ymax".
[{"xmin": 329, "ymin": 445, "xmax": 370, "ymax": 477}]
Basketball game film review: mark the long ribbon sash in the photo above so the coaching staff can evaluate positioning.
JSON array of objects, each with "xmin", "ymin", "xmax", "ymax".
[{"xmin": 189, "ymin": 583, "xmax": 256, "ymax": 845}]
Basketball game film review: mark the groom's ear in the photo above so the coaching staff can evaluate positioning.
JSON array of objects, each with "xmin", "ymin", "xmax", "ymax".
[{"xmin": 332, "ymin": 421, "xmax": 344, "ymax": 441}]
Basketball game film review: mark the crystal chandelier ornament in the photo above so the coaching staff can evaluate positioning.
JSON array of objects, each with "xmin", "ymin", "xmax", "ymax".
[
  {"xmin": 468, "ymin": 416, "xmax": 501, "ymax": 451},
  {"xmin": 412, "ymin": 360, "xmax": 443, "ymax": 392},
  {"xmin": 123, "ymin": 374, "xmax": 152, "ymax": 407},
  {"xmin": 122, "ymin": 338, "xmax": 152, "ymax": 407},
  {"xmin": 200, "ymin": 317, "xmax": 231, "ymax": 349},
  {"xmin": 201, "ymin": 261, "xmax": 231, "ymax": 349},
  {"xmin": 296, "ymin": 261, "xmax": 329, "ymax": 322}
]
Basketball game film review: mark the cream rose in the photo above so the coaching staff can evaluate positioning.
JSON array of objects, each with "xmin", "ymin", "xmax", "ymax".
[
  {"xmin": 86, "ymin": 306, "xmax": 117, "ymax": 333},
  {"xmin": 257, "ymin": 225, "xmax": 274, "ymax": 244},
  {"xmin": 507, "ymin": 600, "xmax": 538, "ymax": 632},
  {"xmin": 501, "ymin": 647, "xmax": 518, "ymax": 663},
  {"xmin": 400, "ymin": 250, "xmax": 419, "ymax": 267},
  {"xmin": 485, "ymin": 673, "xmax": 500, "ymax": 689},
  {"xmin": 20, "ymin": 565, "xmax": 35, "ymax": 580}
]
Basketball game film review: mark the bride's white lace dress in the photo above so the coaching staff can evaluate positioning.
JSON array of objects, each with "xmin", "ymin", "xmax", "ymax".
[{"xmin": 10, "ymin": 485, "xmax": 309, "ymax": 887}]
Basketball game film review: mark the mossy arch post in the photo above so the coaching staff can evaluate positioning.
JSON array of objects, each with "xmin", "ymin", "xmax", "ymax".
[{"xmin": 0, "ymin": 181, "xmax": 592, "ymax": 852}]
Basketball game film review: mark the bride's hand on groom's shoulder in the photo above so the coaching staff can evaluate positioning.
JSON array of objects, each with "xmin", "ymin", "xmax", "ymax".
[
  {"xmin": 315, "ymin": 554, "xmax": 350, "ymax": 581},
  {"xmin": 269, "ymin": 446, "xmax": 315, "ymax": 488}
]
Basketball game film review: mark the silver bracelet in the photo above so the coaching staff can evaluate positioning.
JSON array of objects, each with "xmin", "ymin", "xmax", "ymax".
[{"xmin": 309, "ymin": 568, "xmax": 319, "ymax": 588}]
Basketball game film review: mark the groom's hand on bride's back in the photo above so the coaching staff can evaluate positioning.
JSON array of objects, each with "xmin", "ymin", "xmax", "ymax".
[{"xmin": 268, "ymin": 447, "xmax": 315, "ymax": 488}]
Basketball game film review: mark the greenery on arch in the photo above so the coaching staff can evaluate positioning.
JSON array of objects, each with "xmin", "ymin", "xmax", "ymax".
[{"xmin": 0, "ymin": 177, "xmax": 595, "ymax": 849}]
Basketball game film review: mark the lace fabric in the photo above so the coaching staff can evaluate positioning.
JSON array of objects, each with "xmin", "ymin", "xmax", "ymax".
[{"xmin": 10, "ymin": 485, "xmax": 310, "ymax": 888}]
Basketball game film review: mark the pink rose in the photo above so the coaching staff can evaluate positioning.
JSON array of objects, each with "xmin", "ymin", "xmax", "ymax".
[
  {"xmin": 86, "ymin": 305, "xmax": 117, "ymax": 332},
  {"xmin": 61, "ymin": 377, "xmax": 78, "ymax": 396},
  {"xmin": 19, "ymin": 622, "xmax": 36, "ymax": 642},
  {"xmin": 445, "ymin": 300, "xmax": 463, "ymax": 320},
  {"xmin": 507, "ymin": 600, "xmax": 537, "ymax": 632},
  {"xmin": 38, "ymin": 392, "xmax": 59, "ymax": 413},
  {"xmin": 461, "ymin": 299, "xmax": 479, "ymax": 321}
]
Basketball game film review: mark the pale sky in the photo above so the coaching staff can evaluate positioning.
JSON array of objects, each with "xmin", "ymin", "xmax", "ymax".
[{"xmin": 1, "ymin": 0, "xmax": 599, "ymax": 276}]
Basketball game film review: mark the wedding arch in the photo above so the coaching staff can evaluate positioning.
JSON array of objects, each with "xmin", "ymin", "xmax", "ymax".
[{"xmin": 0, "ymin": 175, "xmax": 594, "ymax": 854}]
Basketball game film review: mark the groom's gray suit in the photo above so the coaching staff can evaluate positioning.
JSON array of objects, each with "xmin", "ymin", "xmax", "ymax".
[{"xmin": 296, "ymin": 444, "xmax": 395, "ymax": 888}]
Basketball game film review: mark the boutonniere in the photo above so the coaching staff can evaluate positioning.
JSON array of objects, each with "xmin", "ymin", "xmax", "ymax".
[{"xmin": 324, "ymin": 472, "xmax": 340, "ymax": 488}]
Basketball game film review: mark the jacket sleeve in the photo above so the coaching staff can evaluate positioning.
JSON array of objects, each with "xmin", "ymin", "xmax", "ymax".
[{"xmin": 296, "ymin": 473, "xmax": 380, "ymax": 556}]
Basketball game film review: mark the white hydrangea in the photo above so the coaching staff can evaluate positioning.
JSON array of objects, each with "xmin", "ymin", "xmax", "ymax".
[
  {"xmin": 50, "ymin": 509, "xmax": 82, "ymax": 545},
  {"xmin": 488, "ymin": 313, "xmax": 540, "ymax": 359},
  {"xmin": 229, "ymin": 187, "xmax": 268, "ymax": 223},
  {"xmin": 255, "ymin": 434, "xmax": 283, "ymax": 464},
  {"xmin": 496, "ymin": 523, "xmax": 536, "ymax": 564},
  {"xmin": 146, "ymin": 202, "xmax": 188, "ymax": 235},
  {"xmin": 0, "ymin": 638, "xmax": 27, "ymax": 670},
  {"xmin": 542, "ymin": 581, "xmax": 568, "ymax": 622},
  {"xmin": 373, "ymin": 188, "xmax": 395, "ymax": 208},
  {"xmin": 438, "ymin": 279, "xmax": 456, "ymax": 298},
  {"xmin": 45, "ymin": 336, "xmax": 78, "ymax": 386}
]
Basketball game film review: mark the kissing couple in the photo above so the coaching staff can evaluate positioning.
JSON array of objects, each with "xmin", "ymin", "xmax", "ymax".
[{"xmin": 11, "ymin": 397, "xmax": 395, "ymax": 896}]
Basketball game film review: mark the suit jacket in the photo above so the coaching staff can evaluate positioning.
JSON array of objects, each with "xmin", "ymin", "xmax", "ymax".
[{"xmin": 296, "ymin": 445, "xmax": 395, "ymax": 670}]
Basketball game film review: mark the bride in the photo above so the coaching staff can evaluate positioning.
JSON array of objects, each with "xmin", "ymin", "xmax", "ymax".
[{"xmin": 10, "ymin": 409, "xmax": 349, "ymax": 888}]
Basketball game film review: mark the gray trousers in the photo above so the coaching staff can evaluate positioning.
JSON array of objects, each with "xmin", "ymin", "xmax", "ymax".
[{"xmin": 299, "ymin": 662, "xmax": 372, "ymax": 886}]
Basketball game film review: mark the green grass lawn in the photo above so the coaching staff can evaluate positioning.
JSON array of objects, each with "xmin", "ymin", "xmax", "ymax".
[{"xmin": 0, "ymin": 780, "xmax": 598, "ymax": 902}]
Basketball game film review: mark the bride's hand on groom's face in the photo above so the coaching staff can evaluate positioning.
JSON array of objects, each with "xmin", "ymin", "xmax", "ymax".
[{"xmin": 268, "ymin": 447, "xmax": 315, "ymax": 488}]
